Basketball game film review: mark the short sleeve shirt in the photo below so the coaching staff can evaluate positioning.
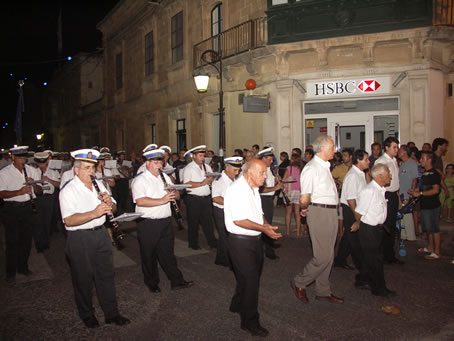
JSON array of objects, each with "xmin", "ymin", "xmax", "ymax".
[
  {"xmin": 183, "ymin": 161, "xmax": 213, "ymax": 196},
  {"xmin": 340, "ymin": 165, "xmax": 366, "ymax": 206},
  {"xmin": 420, "ymin": 168, "xmax": 441, "ymax": 209},
  {"xmin": 375, "ymin": 153, "xmax": 400, "ymax": 192},
  {"xmin": 355, "ymin": 180, "xmax": 387, "ymax": 225},
  {"xmin": 211, "ymin": 171, "xmax": 233, "ymax": 209},
  {"xmin": 39, "ymin": 167, "xmax": 61, "ymax": 195},
  {"xmin": 0, "ymin": 164, "xmax": 41, "ymax": 201},
  {"xmin": 224, "ymin": 176, "xmax": 263, "ymax": 236},
  {"xmin": 131, "ymin": 170, "xmax": 172, "ymax": 219},
  {"xmin": 260, "ymin": 167, "xmax": 275, "ymax": 196},
  {"xmin": 399, "ymin": 159, "xmax": 418, "ymax": 199}
]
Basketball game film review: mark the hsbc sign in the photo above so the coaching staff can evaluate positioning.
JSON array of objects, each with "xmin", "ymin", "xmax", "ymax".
[{"xmin": 305, "ymin": 76, "xmax": 391, "ymax": 99}]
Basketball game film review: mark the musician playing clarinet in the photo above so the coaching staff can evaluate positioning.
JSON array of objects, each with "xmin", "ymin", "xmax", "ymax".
[
  {"xmin": 59, "ymin": 149, "xmax": 129, "ymax": 329},
  {"xmin": 131, "ymin": 147, "xmax": 193, "ymax": 293},
  {"xmin": 257, "ymin": 147, "xmax": 283, "ymax": 260},
  {"xmin": 0, "ymin": 146, "xmax": 42, "ymax": 285}
]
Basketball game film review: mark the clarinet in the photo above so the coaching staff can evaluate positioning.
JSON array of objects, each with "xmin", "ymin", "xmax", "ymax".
[
  {"xmin": 23, "ymin": 166, "xmax": 37, "ymax": 214},
  {"xmin": 90, "ymin": 175, "xmax": 126, "ymax": 242},
  {"xmin": 271, "ymin": 167, "xmax": 291, "ymax": 206},
  {"xmin": 159, "ymin": 170, "xmax": 184, "ymax": 229}
]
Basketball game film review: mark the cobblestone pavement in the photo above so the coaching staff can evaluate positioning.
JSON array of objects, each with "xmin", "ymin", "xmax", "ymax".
[{"xmin": 1, "ymin": 207, "xmax": 454, "ymax": 341}]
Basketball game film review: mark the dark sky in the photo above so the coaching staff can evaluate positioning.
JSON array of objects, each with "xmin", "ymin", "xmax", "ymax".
[{"xmin": 1, "ymin": 2, "xmax": 120, "ymax": 146}]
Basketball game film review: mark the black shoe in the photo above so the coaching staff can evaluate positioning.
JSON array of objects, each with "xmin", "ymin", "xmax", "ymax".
[
  {"xmin": 189, "ymin": 246, "xmax": 201, "ymax": 250},
  {"xmin": 386, "ymin": 258, "xmax": 405, "ymax": 265},
  {"xmin": 334, "ymin": 263, "xmax": 355, "ymax": 270},
  {"xmin": 82, "ymin": 316, "xmax": 100, "ymax": 328},
  {"xmin": 171, "ymin": 280, "xmax": 194, "ymax": 290},
  {"xmin": 355, "ymin": 281, "xmax": 371, "ymax": 290},
  {"xmin": 148, "ymin": 285, "xmax": 161, "ymax": 293},
  {"xmin": 105, "ymin": 315, "xmax": 130, "ymax": 326},
  {"xmin": 385, "ymin": 288, "xmax": 397, "ymax": 297},
  {"xmin": 17, "ymin": 269, "xmax": 33, "ymax": 276},
  {"xmin": 265, "ymin": 253, "xmax": 279, "ymax": 260},
  {"xmin": 241, "ymin": 324, "xmax": 269, "ymax": 337}
]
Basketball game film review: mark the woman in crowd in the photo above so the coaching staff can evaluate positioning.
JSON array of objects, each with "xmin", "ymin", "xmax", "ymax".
[{"xmin": 283, "ymin": 153, "xmax": 304, "ymax": 237}]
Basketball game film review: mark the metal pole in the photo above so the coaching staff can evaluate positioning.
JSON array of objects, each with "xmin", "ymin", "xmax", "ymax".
[{"xmin": 219, "ymin": 58, "xmax": 224, "ymax": 159}]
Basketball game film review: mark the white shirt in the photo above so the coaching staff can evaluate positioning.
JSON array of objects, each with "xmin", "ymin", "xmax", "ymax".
[
  {"xmin": 300, "ymin": 155, "xmax": 338, "ymax": 205},
  {"xmin": 59, "ymin": 176, "xmax": 115, "ymax": 231},
  {"xmin": 260, "ymin": 167, "xmax": 275, "ymax": 196},
  {"xmin": 224, "ymin": 176, "xmax": 263, "ymax": 236},
  {"xmin": 95, "ymin": 167, "xmax": 114, "ymax": 195},
  {"xmin": 38, "ymin": 167, "xmax": 61, "ymax": 195},
  {"xmin": 60, "ymin": 167, "xmax": 75, "ymax": 188},
  {"xmin": 375, "ymin": 153, "xmax": 399, "ymax": 192},
  {"xmin": 0, "ymin": 164, "xmax": 41, "ymax": 202},
  {"xmin": 131, "ymin": 169, "xmax": 172, "ymax": 219},
  {"xmin": 212, "ymin": 171, "xmax": 233, "ymax": 209},
  {"xmin": 355, "ymin": 180, "xmax": 387, "ymax": 225},
  {"xmin": 183, "ymin": 161, "xmax": 213, "ymax": 196},
  {"xmin": 340, "ymin": 165, "xmax": 367, "ymax": 206}
]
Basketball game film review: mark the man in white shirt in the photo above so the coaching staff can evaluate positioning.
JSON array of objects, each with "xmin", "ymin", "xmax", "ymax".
[
  {"xmin": 334, "ymin": 150, "xmax": 370, "ymax": 271},
  {"xmin": 291, "ymin": 136, "xmax": 344, "ymax": 305},
  {"xmin": 34, "ymin": 152, "xmax": 61, "ymax": 252},
  {"xmin": 131, "ymin": 148, "xmax": 193, "ymax": 294},
  {"xmin": 212, "ymin": 156, "xmax": 242, "ymax": 267},
  {"xmin": 0, "ymin": 146, "xmax": 42, "ymax": 284},
  {"xmin": 353, "ymin": 163, "xmax": 396, "ymax": 297},
  {"xmin": 257, "ymin": 147, "xmax": 284, "ymax": 260},
  {"xmin": 375, "ymin": 137, "xmax": 403, "ymax": 264},
  {"xmin": 183, "ymin": 145, "xmax": 217, "ymax": 250},
  {"xmin": 59, "ymin": 149, "xmax": 129, "ymax": 329},
  {"xmin": 224, "ymin": 158, "xmax": 282, "ymax": 337}
]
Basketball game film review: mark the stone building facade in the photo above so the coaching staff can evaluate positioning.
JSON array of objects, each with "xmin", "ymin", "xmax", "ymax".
[{"xmin": 96, "ymin": 0, "xmax": 453, "ymax": 161}]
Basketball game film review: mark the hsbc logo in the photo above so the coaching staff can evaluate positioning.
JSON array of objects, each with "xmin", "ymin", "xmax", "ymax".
[{"xmin": 312, "ymin": 79, "xmax": 383, "ymax": 96}]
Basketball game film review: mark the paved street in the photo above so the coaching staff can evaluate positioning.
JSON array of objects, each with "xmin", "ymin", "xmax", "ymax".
[{"xmin": 1, "ymin": 207, "xmax": 454, "ymax": 341}]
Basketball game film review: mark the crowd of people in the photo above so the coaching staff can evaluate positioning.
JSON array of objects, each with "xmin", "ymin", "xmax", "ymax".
[{"xmin": 0, "ymin": 135, "xmax": 452, "ymax": 337}]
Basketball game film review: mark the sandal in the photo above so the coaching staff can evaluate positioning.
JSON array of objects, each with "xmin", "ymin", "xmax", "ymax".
[
  {"xmin": 417, "ymin": 247, "xmax": 430, "ymax": 253},
  {"xmin": 424, "ymin": 252, "xmax": 440, "ymax": 260}
]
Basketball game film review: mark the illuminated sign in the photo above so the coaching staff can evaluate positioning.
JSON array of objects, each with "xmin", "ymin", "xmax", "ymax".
[{"xmin": 305, "ymin": 76, "xmax": 391, "ymax": 99}]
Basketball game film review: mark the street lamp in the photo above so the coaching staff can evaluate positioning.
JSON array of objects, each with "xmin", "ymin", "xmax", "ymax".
[{"xmin": 193, "ymin": 49, "xmax": 225, "ymax": 160}]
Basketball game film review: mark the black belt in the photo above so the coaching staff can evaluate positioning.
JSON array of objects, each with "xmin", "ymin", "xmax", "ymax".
[
  {"xmin": 4, "ymin": 201, "xmax": 31, "ymax": 207},
  {"xmin": 310, "ymin": 203, "xmax": 337, "ymax": 209},
  {"xmin": 69, "ymin": 225, "xmax": 104, "ymax": 232},
  {"xmin": 187, "ymin": 194, "xmax": 211, "ymax": 198},
  {"xmin": 228, "ymin": 233, "xmax": 261, "ymax": 240}
]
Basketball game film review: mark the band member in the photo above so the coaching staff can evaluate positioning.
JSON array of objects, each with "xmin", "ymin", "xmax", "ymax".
[
  {"xmin": 224, "ymin": 159, "xmax": 282, "ymax": 337},
  {"xmin": 131, "ymin": 148, "xmax": 193, "ymax": 293},
  {"xmin": 114, "ymin": 150, "xmax": 131, "ymax": 213},
  {"xmin": 182, "ymin": 145, "xmax": 218, "ymax": 250},
  {"xmin": 212, "ymin": 156, "xmax": 242, "ymax": 267},
  {"xmin": 353, "ymin": 164, "xmax": 396, "ymax": 297},
  {"xmin": 160, "ymin": 145, "xmax": 176, "ymax": 183},
  {"xmin": 0, "ymin": 146, "xmax": 42, "ymax": 284},
  {"xmin": 59, "ymin": 149, "xmax": 129, "ymax": 328},
  {"xmin": 291, "ymin": 136, "xmax": 344, "ymax": 304},
  {"xmin": 95, "ymin": 153, "xmax": 115, "ymax": 194},
  {"xmin": 257, "ymin": 147, "xmax": 283, "ymax": 260},
  {"xmin": 34, "ymin": 151, "xmax": 61, "ymax": 252}
]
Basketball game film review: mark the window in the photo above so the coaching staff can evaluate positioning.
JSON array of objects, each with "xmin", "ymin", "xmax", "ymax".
[
  {"xmin": 211, "ymin": 3, "xmax": 222, "ymax": 53},
  {"xmin": 176, "ymin": 119, "xmax": 186, "ymax": 151},
  {"xmin": 145, "ymin": 31, "xmax": 155, "ymax": 76},
  {"xmin": 151, "ymin": 123, "xmax": 156, "ymax": 144},
  {"xmin": 171, "ymin": 11, "xmax": 183, "ymax": 64},
  {"xmin": 115, "ymin": 53, "xmax": 123, "ymax": 90}
]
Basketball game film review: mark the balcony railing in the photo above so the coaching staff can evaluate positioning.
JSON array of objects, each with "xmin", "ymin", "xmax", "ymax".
[
  {"xmin": 193, "ymin": 17, "xmax": 267, "ymax": 69},
  {"xmin": 433, "ymin": 0, "xmax": 454, "ymax": 25}
]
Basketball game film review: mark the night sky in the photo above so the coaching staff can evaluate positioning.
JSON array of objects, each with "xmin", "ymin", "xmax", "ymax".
[{"xmin": 1, "ymin": 2, "xmax": 119, "ymax": 147}]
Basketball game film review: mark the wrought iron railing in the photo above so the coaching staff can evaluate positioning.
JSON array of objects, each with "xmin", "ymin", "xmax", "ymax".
[
  {"xmin": 193, "ymin": 17, "xmax": 267, "ymax": 69},
  {"xmin": 433, "ymin": 0, "xmax": 454, "ymax": 25}
]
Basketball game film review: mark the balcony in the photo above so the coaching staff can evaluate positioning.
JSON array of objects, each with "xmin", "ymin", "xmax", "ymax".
[
  {"xmin": 193, "ymin": 17, "xmax": 267, "ymax": 69},
  {"xmin": 433, "ymin": 0, "xmax": 454, "ymax": 25}
]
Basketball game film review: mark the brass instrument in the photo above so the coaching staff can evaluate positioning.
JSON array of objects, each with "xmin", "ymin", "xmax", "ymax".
[{"xmin": 90, "ymin": 175, "xmax": 126, "ymax": 244}]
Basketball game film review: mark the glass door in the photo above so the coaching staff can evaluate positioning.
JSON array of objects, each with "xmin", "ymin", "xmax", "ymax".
[{"xmin": 328, "ymin": 114, "xmax": 372, "ymax": 152}]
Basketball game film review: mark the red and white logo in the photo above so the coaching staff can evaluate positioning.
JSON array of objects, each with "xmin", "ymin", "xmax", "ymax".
[{"xmin": 357, "ymin": 80, "xmax": 381, "ymax": 93}]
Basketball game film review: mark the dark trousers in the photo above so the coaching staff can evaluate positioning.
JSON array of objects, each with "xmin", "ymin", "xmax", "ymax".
[
  {"xmin": 66, "ymin": 227, "xmax": 119, "ymax": 320},
  {"xmin": 334, "ymin": 204, "xmax": 363, "ymax": 269},
  {"xmin": 136, "ymin": 217, "xmax": 184, "ymax": 288},
  {"xmin": 358, "ymin": 222, "xmax": 386, "ymax": 294},
  {"xmin": 383, "ymin": 191, "xmax": 399, "ymax": 262},
  {"xmin": 186, "ymin": 195, "xmax": 217, "ymax": 248},
  {"xmin": 228, "ymin": 234, "xmax": 263, "ymax": 328},
  {"xmin": 213, "ymin": 207, "xmax": 231, "ymax": 267},
  {"xmin": 260, "ymin": 196, "xmax": 276, "ymax": 257},
  {"xmin": 116, "ymin": 178, "xmax": 130, "ymax": 213},
  {"xmin": 2, "ymin": 202, "xmax": 34, "ymax": 278},
  {"xmin": 34, "ymin": 194, "xmax": 53, "ymax": 250}
]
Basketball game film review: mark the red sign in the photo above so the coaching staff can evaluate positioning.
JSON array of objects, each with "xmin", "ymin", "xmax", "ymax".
[
  {"xmin": 320, "ymin": 127, "xmax": 327, "ymax": 133},
  {"xmin": 357, "ymin": 80, "xmax": 381, "ymax": 93}
]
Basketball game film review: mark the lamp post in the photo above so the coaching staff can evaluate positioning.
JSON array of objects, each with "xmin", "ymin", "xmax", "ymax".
[{"xmin": 193, "ymin": 49, "xmax": 225, "ymax": 161}]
